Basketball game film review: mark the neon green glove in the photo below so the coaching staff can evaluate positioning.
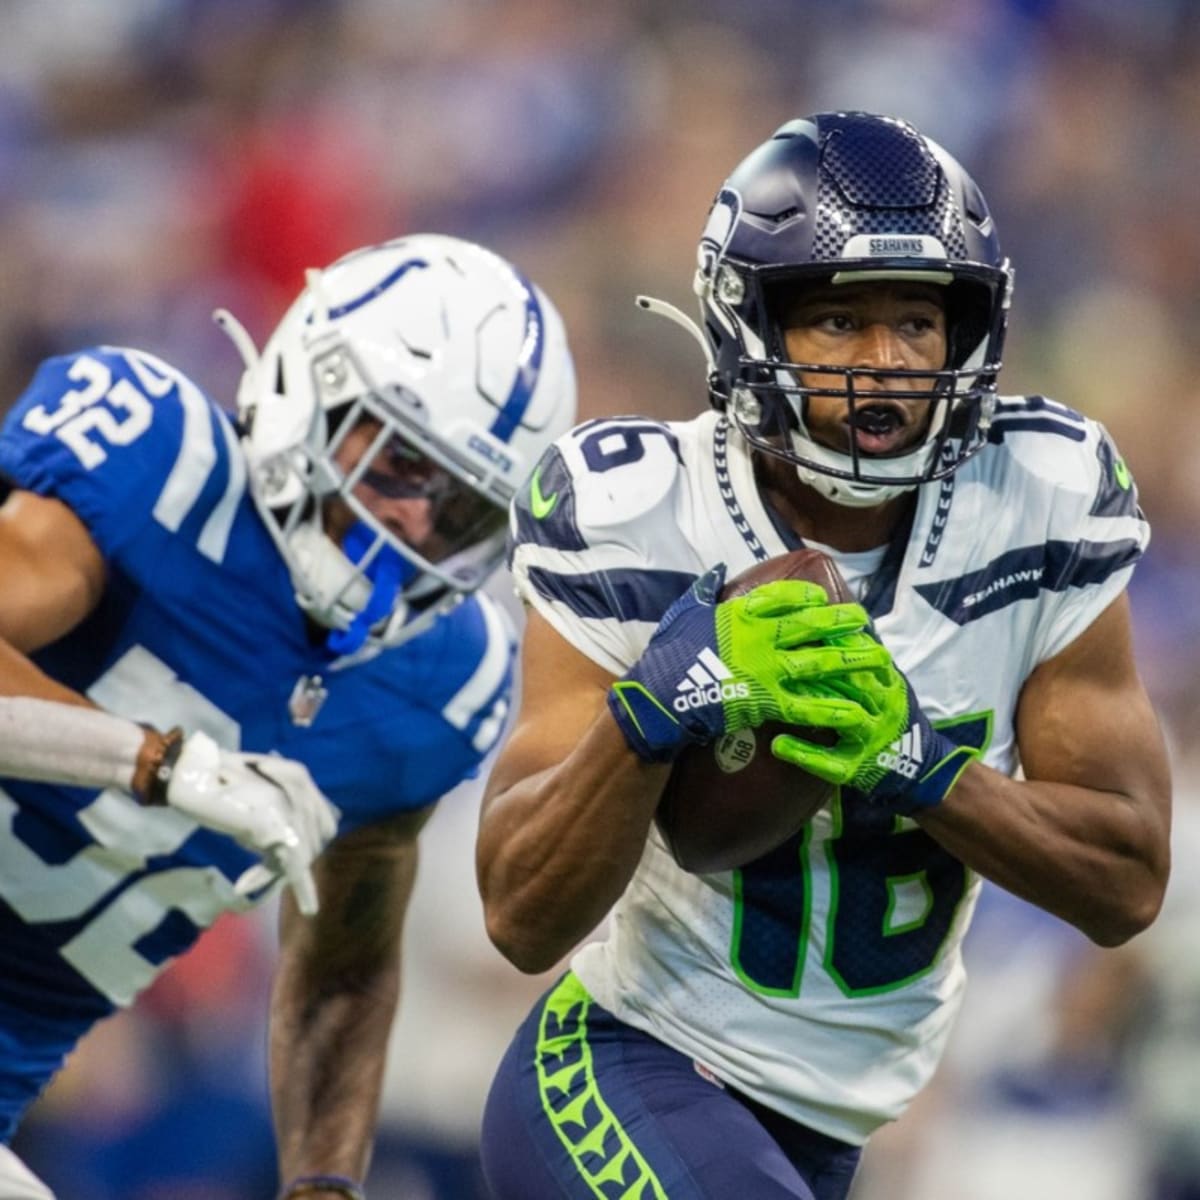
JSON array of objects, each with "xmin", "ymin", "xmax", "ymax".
[
  {"xmin": 608, "ymin": 564, "xmax": 888, "ymax": 762},
  {"xmin": 771, "ymin": 653, "xmax": 979, "ymax": 813}
]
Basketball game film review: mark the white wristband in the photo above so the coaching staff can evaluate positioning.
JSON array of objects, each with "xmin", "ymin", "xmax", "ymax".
[{"xmin": 0, "ymin": 697, "xmax": 144, "ymax": 793}]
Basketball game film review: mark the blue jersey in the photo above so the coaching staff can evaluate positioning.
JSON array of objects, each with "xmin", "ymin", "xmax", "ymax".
[{"xmin": 0, "ymin": 347, "xmax": 514, "ymax": 1141}]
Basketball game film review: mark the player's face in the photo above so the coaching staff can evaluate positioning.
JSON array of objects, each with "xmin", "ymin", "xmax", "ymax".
[
  {"xmin": 326, "ymin": 415, "xmax": 506, "ymax": 565},
  {"xmin": 329, "ymin": 417, "xmax": 439, "ymax": 551},
  {"xmin": 780, "ymin": 281, "xmax": 948, "ymax": 458}
]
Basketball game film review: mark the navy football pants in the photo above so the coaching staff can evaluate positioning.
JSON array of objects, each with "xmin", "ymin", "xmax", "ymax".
[{"xmin": 481, "ymin": 973, "xmax": 862, "ymax": 1199}]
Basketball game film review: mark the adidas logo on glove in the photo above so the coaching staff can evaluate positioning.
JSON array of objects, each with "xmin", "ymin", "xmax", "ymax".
[
  {"xmin": 673, "ymin": 648, "xmax": 749, "ymax": 713},
  {"xmin": 875, "ymin": 724, "xmax": 922, "ymax": 779}
]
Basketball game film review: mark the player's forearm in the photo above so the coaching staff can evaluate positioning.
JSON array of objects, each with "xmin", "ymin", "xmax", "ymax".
[
  {"xmin": 917, "ymin": 762, "xmax": 1170, "ymax": 945},
  {"xmin": 270, "ymin": 826, "xmax": 418, "ymax": 1187},
  {"xmin": 270, "ymin": 957, "xmax": 399, "ymax": 1182},
  {"xmin": 270, "ymin": 913, "xmax": 401, "ymax": 1186},
  {"xmin": 478, "ymin": 713, "xmax": 669, "ymax": 973},
  {"xmin": 0, "ymin": 692, "xmax": 173, "ymax": 800},
  {"xmin": 0, "ymin": 635, "xmax": 184, "ymax": 799}
]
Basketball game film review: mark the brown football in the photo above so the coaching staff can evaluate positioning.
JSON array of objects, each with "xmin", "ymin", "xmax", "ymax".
[{"xmin": 654, "ymin": 549, "xmax": 853, "ymax": 874}]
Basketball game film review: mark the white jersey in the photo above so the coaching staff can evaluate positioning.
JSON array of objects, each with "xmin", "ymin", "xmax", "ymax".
[{"xmin": 507, "ymin": 399, "xmax": 1148, "ymax": 1145}]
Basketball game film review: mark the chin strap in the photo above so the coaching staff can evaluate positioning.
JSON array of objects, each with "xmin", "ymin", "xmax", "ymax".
[{"xmin": 325, "ymin": 522, "xmax": 416, "ymax": 656}]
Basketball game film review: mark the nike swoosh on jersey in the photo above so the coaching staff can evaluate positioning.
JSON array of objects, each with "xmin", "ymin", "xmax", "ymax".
[{"xmin": 529, "ymin": 466, "xmax": 559, "ymax": 519}]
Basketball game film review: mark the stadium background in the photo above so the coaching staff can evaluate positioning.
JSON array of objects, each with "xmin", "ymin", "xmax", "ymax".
[{"xmin": 2, "ymin": 1, "xmax": 1199, "ymax": 1197}]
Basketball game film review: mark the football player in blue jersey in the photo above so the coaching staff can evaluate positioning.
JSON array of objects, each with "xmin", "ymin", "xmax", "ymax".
[
  {"xmin": 0, "ymin": 233, "xmax": 576, "ymax": 1200},
  {"xmin": 476, "ymin": 113, "xmax": 1172, "ymax": 1199}
]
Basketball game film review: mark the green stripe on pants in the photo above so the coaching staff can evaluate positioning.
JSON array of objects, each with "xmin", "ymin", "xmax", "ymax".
[{"xmin": 536, "ymin": 972, "xmax": 669, "ymax": 1199}]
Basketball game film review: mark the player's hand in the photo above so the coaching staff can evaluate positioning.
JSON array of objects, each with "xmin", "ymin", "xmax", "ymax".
[
  {"xmin": 607, "ymin": 563, "xmax": 887, "ymax": 763},
  {"xmin": 165, "ymin": 732, "xmax": 340, "ymax": 915},
  {"xmin": 770, "ymin": 649, "xmax": 979, "ymax": 813}
]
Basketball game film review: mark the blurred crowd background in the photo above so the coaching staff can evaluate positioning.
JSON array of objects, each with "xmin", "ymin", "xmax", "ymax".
[{"xmin": 3, "ymin": 0, "xmax": 1199, "ymax": 1197}]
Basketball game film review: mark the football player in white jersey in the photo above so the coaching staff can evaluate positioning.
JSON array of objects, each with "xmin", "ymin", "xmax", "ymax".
[
  {"xmin": 0, "ymin": 235, "xmax": 575, "ymax": 1200},
  {"xmin": 477, "ymin": 112, "xmax": 1171, "ymax": 1199}
]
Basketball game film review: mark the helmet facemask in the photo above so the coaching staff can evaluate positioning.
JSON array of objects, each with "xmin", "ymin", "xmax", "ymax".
[
  {"xmin": 723, "ymin": 265, "xmax": 1006, "ymax": 506},
  {"xmin": 264, "ymin": 362, "xmax": 513, "ymax": 658}
]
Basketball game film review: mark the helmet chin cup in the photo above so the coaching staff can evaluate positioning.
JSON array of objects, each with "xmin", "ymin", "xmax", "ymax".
[
  {"xmin": 793, "ymin": 460, "xmax": 916, "ymax": 507},
  {"xmin": 286, "ymin": 521, "xmax": 380, "ymax": 630},
  {"xmin": 325, "ymin": 522, "xmax": 416, "ymax": 656},
  {"xmin": 285, "ymin": 520, "xmax": 453, "ymax": 659}
]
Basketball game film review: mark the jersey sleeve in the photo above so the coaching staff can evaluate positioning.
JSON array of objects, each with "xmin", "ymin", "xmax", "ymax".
[
  {"xmin": 507, "ymin": 418, "xmax": 701, "ymax": 675},
  {"xmin": 1023, "ymin": 408, "xmax": 1150, "ymax": 666},
  {"xmin": 0, "ymin": 347, "xmax": 236, "ymax": 569}
]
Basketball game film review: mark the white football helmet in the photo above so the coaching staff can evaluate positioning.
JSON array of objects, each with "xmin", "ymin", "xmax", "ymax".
[{"xmin": 217, "ymin": 234, "xmax": 577, "ymax": 657}]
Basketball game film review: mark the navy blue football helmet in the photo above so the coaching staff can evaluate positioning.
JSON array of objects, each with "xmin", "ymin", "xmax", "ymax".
[{"xmin": 694, "ymin": 112, "xmax": 1013, "ymax": 505}]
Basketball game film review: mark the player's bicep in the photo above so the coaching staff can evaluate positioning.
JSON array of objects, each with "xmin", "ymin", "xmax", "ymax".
[
  {"xmin": 1016, "ymin": 593, "xmax": 1169, "ymax": 803},
  {"xmin": 0, "ymin": 489, "xmax": 105, "ymax": 651},
  {"xmin": 485, "ymin": 608, "xmax": 616, "ymax": 800}
]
